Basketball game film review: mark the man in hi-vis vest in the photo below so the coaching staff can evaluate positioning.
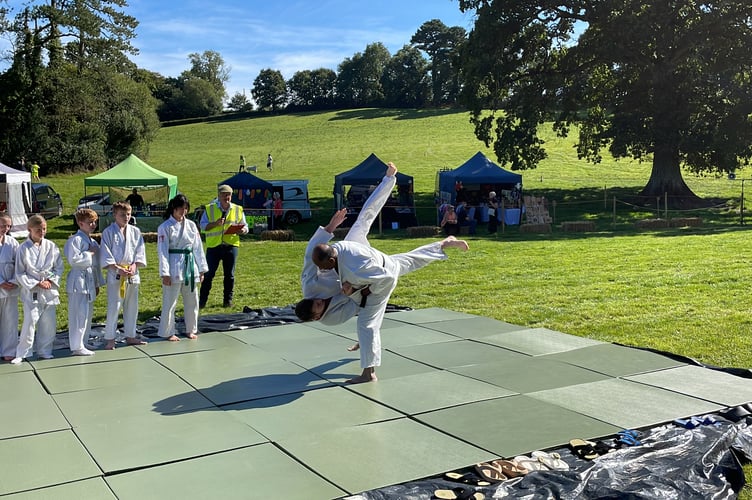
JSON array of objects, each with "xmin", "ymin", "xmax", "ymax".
[{"xmin": 199, "ymin": 184, "xmax": 249, "ymax": 308}]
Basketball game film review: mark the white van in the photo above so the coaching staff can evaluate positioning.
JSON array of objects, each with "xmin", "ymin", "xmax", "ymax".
[{"xmin": 271, "ymin": 180, "xmax": 312, "ymax": 225}]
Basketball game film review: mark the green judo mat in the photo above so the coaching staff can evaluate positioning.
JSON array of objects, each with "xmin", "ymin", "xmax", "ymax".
[{"xmin": 1, "ymin": 307, "xmax": 750, "ymax": 499}]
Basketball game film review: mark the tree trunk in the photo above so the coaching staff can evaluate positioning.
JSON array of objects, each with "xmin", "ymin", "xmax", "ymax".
[{"xmin": 639, "ymin": 146, "xmax": 701, "ymax": 208}]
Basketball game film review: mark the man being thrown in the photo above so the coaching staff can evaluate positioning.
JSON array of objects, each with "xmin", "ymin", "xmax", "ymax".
[{"xmin": 296, "ymin": 162, "xmax": 469, "ymax": 384}]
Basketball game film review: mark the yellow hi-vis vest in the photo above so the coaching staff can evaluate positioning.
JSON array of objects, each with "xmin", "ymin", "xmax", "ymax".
[{"xmin": 204, "ymin": 202, "xmax": 244, "ymax": 248}]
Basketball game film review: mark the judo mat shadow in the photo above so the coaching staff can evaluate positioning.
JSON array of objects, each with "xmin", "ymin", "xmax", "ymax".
[{"xmin": 1, "ymin": 307, "xmax": 751, "ymax": 499}]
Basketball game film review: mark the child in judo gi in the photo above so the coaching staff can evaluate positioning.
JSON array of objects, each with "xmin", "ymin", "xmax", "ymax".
[
  {"xmin": 64, "ymin": 208, "xmax": 104, "ymax": 355},
  {"xmin": 0, "ymin": 212, "xmax": 19, "ymax": 361},
  {"xmin": 100, "ymin": 201, "xmax": 147, "ymax": 350},
  {"xmin": 12, "ymin": 215, "xmax": 63, "ymax": 364},
  {"xmin": 157, "ymin": 194, "xmax": 208, "ymax": 341}
]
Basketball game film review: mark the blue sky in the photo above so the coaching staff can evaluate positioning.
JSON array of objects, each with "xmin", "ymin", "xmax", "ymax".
[
  {"xmin": 1, "ymin": 1, "xmax": 475, "ymax": 98},
  {"xmin": 112, "ymin": 0, "xmax": 474, "ymax": 99}
]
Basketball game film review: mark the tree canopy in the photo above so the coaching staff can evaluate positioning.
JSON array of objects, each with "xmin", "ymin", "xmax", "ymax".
[{"xmin": 459, "ymin": 0, "xmax": 752, "ymax": 204}]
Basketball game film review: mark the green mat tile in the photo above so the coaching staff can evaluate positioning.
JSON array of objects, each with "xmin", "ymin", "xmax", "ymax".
[
  {"xmin": 54, "ymin": 381, "xmax": 214, "ymax": 425},
  {"xmin": 75, "ymin": 407, "xmax": 267, "ymax": 473},
  {"xmin": 253, "ymin": 334, "xmax": 358, "ymax": 362},
  {"xmin": 106, "ymin": 443, "xmax": 345, "ymax": 500},
  {"xmin": 0, "ymin": 371, "xmax": 70, "ymax": 439},
  {"xmin": 626, "ymin": 364, "xmax": 752, "ymax": 406},
  {"xmin": 136, "ymin": 332, "xmax": 248, "ymax": 356},
  {"xmin": 225, "ymin": 385, "xmax": 402, "ymax": 440},
  {"xmin": 154, "ymin": 343, "xmax": 287, "ymax": 373},
  {"xmin": 298, "ymin": 350, "xmax": 437, "ymax": 383},
  {"xmin": 541, "ymin": 343, "xmax": 688, "ymax": 377},
  {"xmin": 3, "ymin": 478, "xmax": 115, "ymax": 500},
  {"xmin": 347, "ymin": 370, "xmax": 516, "ymax": 415},
  {"xmin": 379, "ymin": 324, "xmax": 460, "ymax": 348},
  {"xmin": 159, "ymin": 355, "xmax": 332, "ymax": 405},
  {"xmin": 528, "ymin": 378, "xmax": 721, "ymax": 429},
  {"xmin": 391, "ymin": 340, "xmax": 529, "ymax": 369},
  {"xmin": 32, "ymin": 345, "xmax": 147, "ymax": 369},
  {"xmin": 416, "ymin": 395, "xmax": 622, "ymax": 458},
  {"xmin": 420, "ymin": 316, "xmax": 531, "ymax": 339},
  {"xmin": 278, "ymin": 418, "xmax": 496, "ymax": 495},
  {"xmin": 478, "ymin": 327, "xmax": 604, "ymax": 356},
  {"xmin": 310, "ymin": 314, "xmax": 405, "ymax": 335},
  {"xmin": 450, "ymin": 356, "xmax": 612, "ymax": 394},
  {"xmin": 385, "ymin": 307, "xmax": 479, "ymax": 324},
  {"xmin": 0, "ymin": 360, "xmax": 33, "ymax": 374},
  {"xmin": 227, "ymin": 322, "xmax": 336, "ymax": 346},
  {"xmin": 37, "ymin": 357, "xmax": 180, "ymax": 394},
  {"xmin": 0, "ymin": 430, "xmax": 101, "ymax": 496}
]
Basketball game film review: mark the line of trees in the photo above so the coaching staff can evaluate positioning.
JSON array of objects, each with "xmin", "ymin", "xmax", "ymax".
[{"xmin": 0, "ymin": 0, "xmax": 467, "ymax": 173}]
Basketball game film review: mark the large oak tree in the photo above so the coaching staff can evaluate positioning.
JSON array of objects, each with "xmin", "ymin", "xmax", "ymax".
[{"xmin": 459, "ymin": 0, "xmax": 752, "ymax": 205}]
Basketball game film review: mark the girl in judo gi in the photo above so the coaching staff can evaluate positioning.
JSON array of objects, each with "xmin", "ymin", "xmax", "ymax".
[
  {"xmin": 64, "ymin": 209, "xmax": 104, "ymax": 355},
  {"xmin": 0, "ymin": 212, "xmax": 20, "ymax": 361},
  {"xmin": 157, "ymin": 194, "xmax": 208, "ymax": 341},
  {"xmin": 100, "ymin": 201, "xmax": 147, "ymax": 350},
  {"xmin": 12, "ymin": 215, "xmax": 63, "ymax": 364}
]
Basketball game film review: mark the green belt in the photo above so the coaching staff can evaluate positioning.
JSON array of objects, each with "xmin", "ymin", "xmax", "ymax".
[{"xmin": 168, "ymin": 248, "xmax": 195, "ymax": 291}]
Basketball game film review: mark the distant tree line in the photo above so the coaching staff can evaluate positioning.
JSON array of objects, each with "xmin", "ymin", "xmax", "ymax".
[{"xmin": 0, "ymin": 0, "xmax": 466, "ymax": 173}]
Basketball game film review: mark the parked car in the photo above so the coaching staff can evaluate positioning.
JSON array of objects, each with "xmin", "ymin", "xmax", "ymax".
[
  {"xmin": 31, "ymin": 183, "xmax": 63, "ymax": 218},
  {"xmin": 77, "ymin": 193, "xmax": 112, "ymax": 216}
]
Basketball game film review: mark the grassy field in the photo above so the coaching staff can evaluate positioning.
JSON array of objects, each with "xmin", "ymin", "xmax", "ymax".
[{"xmin": 34, "ymin": 108, "xmax": 752, "ymax": 497}]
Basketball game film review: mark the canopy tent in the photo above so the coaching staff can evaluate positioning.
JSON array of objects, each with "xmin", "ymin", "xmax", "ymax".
[
  {"xmin": 0, "ymin": 162, "xmax": 32, "ymax": 236},
  {"xmin": 218, "ymin": 172, "xmax": 273, "ymax": 209},
  {"xmin": 84, "ymin": 154, "xmax": 178, "ymax": 210},
  {"xmin": 436, "ymin": 151, "xmax": 523, "ymax": 207},
  {"xmin": 333, "ymin": 153, "xmax": 414, "ymax": 209}
]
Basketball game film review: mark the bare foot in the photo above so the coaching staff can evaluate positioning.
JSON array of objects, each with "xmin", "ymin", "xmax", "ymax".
[
  {"xmin": 185, "ymin": 332, "xmax": 198, "ymax": 340},
  {"xmin": 126, "ymin": 337, "xmax": 147, "ymax": 346},
  {"xmin": 167, "ymin": 335, "xmax": 180, "ymax": 342},
  {"xmin": 441, "ymin": 235, "xmax": 469, "ymax": 251},
  {"xmin": 346, "ymin": 368, "xmax": 377, "ymax": 384},
  {"xmin": 104, "ymin": 340, "xmax": 116, "ymax": 350},
  {"xmin": 347, "ymin": 342, "xmax": 360, "ymax": 352}
]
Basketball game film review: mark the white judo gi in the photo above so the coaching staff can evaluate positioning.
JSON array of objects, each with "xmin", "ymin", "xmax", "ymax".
[
  {"xmin": 157, "ymin": 216, "xmax": 208, "ymax": 338},
  {"xmin": 0, "ymin": 234, "xmax": 19, "ymax": 358},
  {"xmin": 301, "ymin": 174, "xmax": 397, "ymax": 325},
  {"xmin": 64, "ymin": 230, "xmax": 104, "ymax": 351},
  {"xmin": 331, "ymin": 239, "xmax": 448, "ymax": 368},
  {"xmin": 100, "ymin": 222, "xmax": 147, "ymax": 341},
  {"xmin": 15, "ymin": 238, "xmax": 64, "ymax": 359}
]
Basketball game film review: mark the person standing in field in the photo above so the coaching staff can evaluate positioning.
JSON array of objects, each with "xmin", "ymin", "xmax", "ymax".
[
  {"xmin": 65, "ymin": 209, "xmax": 104, "ymax": 356},
  {"xmin": 267, "ymin": 153, "xmax": 273, "ymax": 172},
  {"xmin": 100, "ymin": 201, "xmax": 147, "ymax": 350},
  {"xmin": 12, "ymin": 215, "xmax": 63, "ymax": 364},
  {"xmin": 198, "ymin": 184, "xmax": 248, "ymax": 308},
  {"xmin": 157, "ymin": 194, "xmax": 208, "ymax": 341},
  {"xmin": 30, "ymin": 161, "xmax": 40, "ymax": 181},
  {"xmin": 0, "ymin": 212, "xmax": 19, "ymax": 361}
]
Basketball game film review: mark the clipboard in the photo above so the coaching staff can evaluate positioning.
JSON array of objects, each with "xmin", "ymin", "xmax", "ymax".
[{"xmin": 223, "ymin": 224, "xmax": 245, "ymax": 235}]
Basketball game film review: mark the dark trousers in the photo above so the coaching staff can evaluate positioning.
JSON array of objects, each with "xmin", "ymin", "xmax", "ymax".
[{"xmin": 199, "ymin": 244, "xmax": 238, "ymax": 305}]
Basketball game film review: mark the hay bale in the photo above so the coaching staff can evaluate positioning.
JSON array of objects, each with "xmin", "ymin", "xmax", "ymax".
[
  {"xmin": 406, "ymin": 226, "xmax": 441, "ymax": 237},
  {"xmin": 561, "ymin": 221, "xmax": 596, "ymax": 232},
  {"xmin": 142, "ymin": 232, "xmax": 158, "ymax": 243},
  {"xmin": 670, "ymin": 217, "xmax": 702, "ymax": 227},
  {"xmin": 520, "ymin": 223, "xmax": 552, "ymax": 233},
  {"xmin": 635, "ymin": 218, "xmax": 670, "ymax": 229},
  {"xmin": 260, "ymin": 229, "xmax": 295, "ymax": 241}
]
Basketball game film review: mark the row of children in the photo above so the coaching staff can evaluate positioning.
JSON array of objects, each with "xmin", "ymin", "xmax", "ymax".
[{"xmin": 0, "ymin": 194, "xmax": 208, "ymax": 365}]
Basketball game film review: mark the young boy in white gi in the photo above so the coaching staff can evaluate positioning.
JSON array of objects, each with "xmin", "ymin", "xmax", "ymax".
[
  {"xmin": 0, "ymin": 212, "xmax": 19, "ymax": 361},
  {"xmin": 100, "ymin": 201, "xmax": 147, "ymax": 350},
  {"xmin": 157, "ymin": 194, "xmax": 208, "ymax": 341},
  {"xmin": 12, "ymin": 215, "xmax": 63, "ymax": 364},
  {"xmin": 64, "ymin": 208, "xmax": 104, "ymax": 355}
]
